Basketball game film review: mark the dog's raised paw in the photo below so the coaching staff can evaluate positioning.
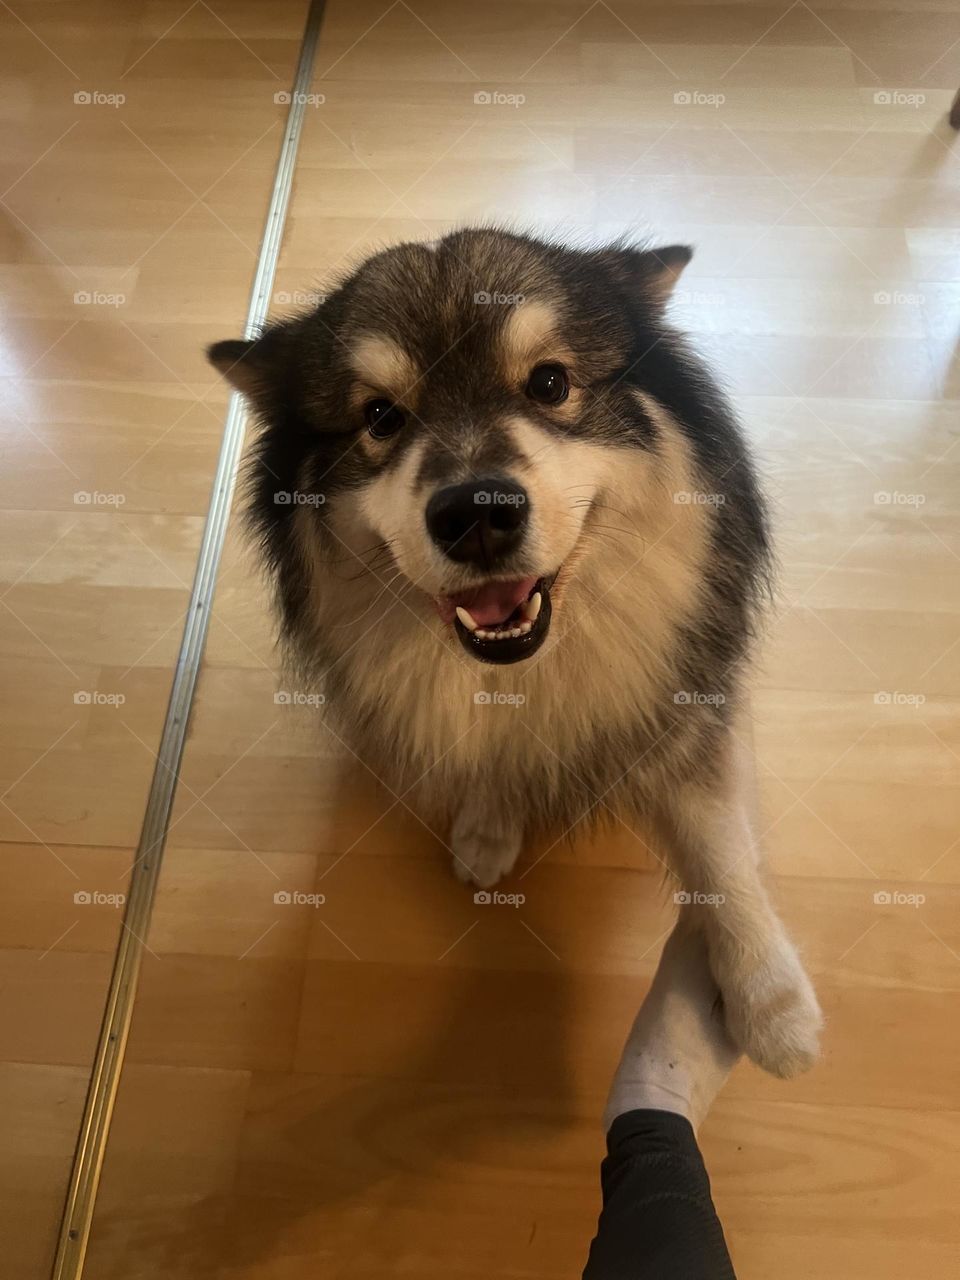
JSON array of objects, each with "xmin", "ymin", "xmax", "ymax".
[
  {"xmin": 450, "ymin": 808, "xmax": 523, "ymax": 889},
  {"xmin": 717, "ymin": 939, "xmax": 823, "ymax": 1079}
]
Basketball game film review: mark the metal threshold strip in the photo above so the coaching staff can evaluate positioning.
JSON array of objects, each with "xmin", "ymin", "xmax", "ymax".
[{"xmin": 51, "ymin": 4, "xmax": 326, "ymax": 1275}]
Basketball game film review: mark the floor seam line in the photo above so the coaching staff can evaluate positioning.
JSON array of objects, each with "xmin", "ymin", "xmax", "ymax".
[{"xmin": 48, "ymin": 4, "xmax": 328, "ymax": 1275}]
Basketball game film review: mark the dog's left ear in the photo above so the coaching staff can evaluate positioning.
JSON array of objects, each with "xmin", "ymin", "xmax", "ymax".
[
  {"xmin": 604, "ymin": 244, "xmax": 693, "ymax": 307},
  {"xmin": 207, "ymin": 326, "xmax": 290, "ymax": 399}
]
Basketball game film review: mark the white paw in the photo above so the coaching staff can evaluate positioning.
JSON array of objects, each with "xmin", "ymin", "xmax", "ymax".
[
  {"xmin": 450, "ymin": 808, "xmax": 523, "ymax": 889},
  {"xmin": 715, "ymin": 934, "xmax": 823, "ymax": 1079}
]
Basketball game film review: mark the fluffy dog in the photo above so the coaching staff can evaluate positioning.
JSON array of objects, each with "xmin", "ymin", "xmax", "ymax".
[{"xmin": 209, "ymin": 228, "xmax": 822, "ymax": 1078}]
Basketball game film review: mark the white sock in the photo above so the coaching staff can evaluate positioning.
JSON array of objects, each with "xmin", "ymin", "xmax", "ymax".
[{"xmin": 603, "ymin": 919, "xmax": 741, "ymax": 1133}]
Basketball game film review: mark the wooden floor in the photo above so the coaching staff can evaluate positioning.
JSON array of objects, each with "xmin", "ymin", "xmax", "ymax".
[{"xmin": 2, "ymin": 1, "xmax": 958, "ymax": 1276}]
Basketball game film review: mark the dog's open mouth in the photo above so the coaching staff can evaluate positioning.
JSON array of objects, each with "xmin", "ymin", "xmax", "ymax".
[{"xmin": 436, "ymin": 575, "xmax": 554, "ymax": 664}]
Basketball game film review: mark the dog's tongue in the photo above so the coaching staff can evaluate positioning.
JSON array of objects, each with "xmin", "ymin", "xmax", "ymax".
[{"xmin": 436, "ymin": 576, "xmax": 538, "ymax": 626}]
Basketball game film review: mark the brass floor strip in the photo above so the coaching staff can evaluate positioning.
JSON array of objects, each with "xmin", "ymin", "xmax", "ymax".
[{"xmin": 50, "ymin": 5, "xmax": 326, "ymax": 1275}]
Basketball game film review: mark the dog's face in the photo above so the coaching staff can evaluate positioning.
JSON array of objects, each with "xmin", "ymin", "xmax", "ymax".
[{"xmin": 209, "ymin": 230, "xmax": 692, "ymax": 666}]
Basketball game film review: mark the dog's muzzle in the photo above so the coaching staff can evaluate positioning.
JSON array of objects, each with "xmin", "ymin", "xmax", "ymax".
[{"xmin": 427, "ymin": 477, "xmax": 555, "ymax": 663}]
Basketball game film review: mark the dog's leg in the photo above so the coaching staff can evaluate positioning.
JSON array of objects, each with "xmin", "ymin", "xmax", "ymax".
[
  {"xmin": 657, "ymin": 731, "xmax": 822, "ymax": 1078},
  {"xmin": 449, "ymin": 793, "xmax": 523, "ymax": 889}
]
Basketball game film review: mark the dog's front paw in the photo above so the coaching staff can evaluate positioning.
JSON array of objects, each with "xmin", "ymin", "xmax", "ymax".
[
  {"xmin": 716, "ymin": 936, "xmax": 823, "ymax": 1078},
  {"xmin": 450, "ymin": 807, "xmax": 523, "ymax": 889}
]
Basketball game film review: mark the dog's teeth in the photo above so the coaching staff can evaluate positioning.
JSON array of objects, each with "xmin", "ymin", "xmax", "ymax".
[
  {"xmin": 464, "ymin": 604, "xmax": 538, "ymax": 643},
  {"xmin": 472, "ymin": 621, "xmax": 532, "ymax": 641},
  {"xmin": 523, "ymin": 592, "xmax": 542, "ymax": 622}
]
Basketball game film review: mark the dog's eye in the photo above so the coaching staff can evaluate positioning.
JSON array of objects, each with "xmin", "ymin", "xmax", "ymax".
[
  {"xmin": 364, "ymin": 398, "xmax": 406, "ymax": 439},
  {"xmin": 525, "ymin": 363, "xmax": 569, "ymax": 405}
]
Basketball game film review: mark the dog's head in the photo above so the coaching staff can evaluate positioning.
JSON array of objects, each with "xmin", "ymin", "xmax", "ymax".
[{"xmin": 209, "ymin": 229, "xmax": 696, "ymax": 666}]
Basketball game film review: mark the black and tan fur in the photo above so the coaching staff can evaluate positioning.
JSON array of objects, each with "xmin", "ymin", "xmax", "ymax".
[{"xmin": 209, "ymin": 227, "xmax": 822, "ymax": 1078}]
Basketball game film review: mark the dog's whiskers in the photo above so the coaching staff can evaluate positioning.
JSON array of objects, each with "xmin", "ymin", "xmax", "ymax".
[
  {"xmin": 329, "ymin": 539, "xmax": 401, "ymax": 583},
  {"xmin": 327, "ymin": 568, "xmax": 409, "ymax": 628},
  {"xmin": 570, "ymin": 499, "xmax": 644, "ymax": 545}
]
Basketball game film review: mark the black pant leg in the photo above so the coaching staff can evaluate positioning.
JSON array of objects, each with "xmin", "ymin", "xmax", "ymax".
[{"xmin": 582, "ymin": 1108, "xmax": 737, "ymax": 1280}]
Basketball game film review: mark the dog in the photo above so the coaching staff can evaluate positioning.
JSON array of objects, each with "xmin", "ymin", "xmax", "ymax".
[{"xmin": 209, "ymin": 227, "xmax": 822, "ymax": 1078}]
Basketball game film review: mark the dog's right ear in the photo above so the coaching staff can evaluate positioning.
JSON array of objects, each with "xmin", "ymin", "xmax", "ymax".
[
  {"xmin": 596, "ymin": 242, "xmax": 693, "ymax": 311},
  {"xmin": 207, "ymin": 327, "xmax": 289, "ymax": 400}
]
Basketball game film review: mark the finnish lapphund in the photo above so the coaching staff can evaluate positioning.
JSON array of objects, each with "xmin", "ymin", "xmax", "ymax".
[{"xmin": 209, "ymin": 228, "xmax": 822, "ymax": 1078}]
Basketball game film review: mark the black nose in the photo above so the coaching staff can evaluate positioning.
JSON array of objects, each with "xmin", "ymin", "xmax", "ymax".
[{"xmin": 425, "ymin": 478, "xmax": 529, "ymax": 566}]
